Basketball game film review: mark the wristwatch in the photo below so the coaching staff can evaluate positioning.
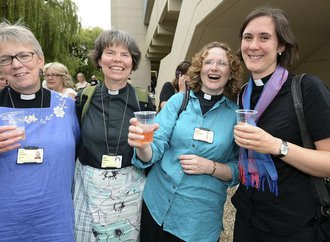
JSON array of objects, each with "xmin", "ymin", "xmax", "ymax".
[{"xmin": 278, "ymin": 140, "xmax": 289, "ymax": 158}]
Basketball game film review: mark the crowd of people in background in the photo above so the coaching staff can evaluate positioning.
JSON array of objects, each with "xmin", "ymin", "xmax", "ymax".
[{"xmin": 0, "ymin": 5, "xmax": 329, "ymax": 242}]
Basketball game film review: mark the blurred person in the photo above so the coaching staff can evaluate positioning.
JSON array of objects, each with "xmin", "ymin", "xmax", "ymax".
[
  {"xmin": 0, "ymin": 70, "xmax": 8, "ymax": 90},
  {"xmin": 75, "ymin": 72, "xmax": 90, "ymax": 91},
  {"xmin": 128, "ymin": 41, "xmax": 243, "ymax": 242},
  {"xmin": 74, "ymin": 29, "xmax": 147, "ymax": 242},
  {"xmin": 0, "ymin": 21, "xmax": 79, "ymax": 241},
  {"xmin": 232, "ymin": 6, "xmax": 330, "ymax": 242},
  {"xmin": 44, "ymin": 62, "xmax": 77, "ymax": 99},
  {"xmin": 158, "ymin": 60, "xmax": 191, "ymax": 111},
  {"xmin": 89, "ymin": 74, "xmax": 100, "ymax": 86}
]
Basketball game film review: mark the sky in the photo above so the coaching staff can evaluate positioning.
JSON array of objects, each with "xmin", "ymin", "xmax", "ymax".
[{"xmin": 72, "ymin": 0, "xmax": 111, "ymax": 30}]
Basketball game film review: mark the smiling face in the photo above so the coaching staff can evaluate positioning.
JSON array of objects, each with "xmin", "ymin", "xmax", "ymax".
[
  {"xmin": 98, "ymin": 44, "xmax": 133, "ymax": 90},
  {"xmin": 45, "ymin": 67, "xmax": 64, "ymax": 92},
  {"xmin": 241, "ymin": 16, "xmax": 285, "ymax": 80},
  {"xmin": 0, "ymin": 42, "xmax": 44, "ymax": 94},
  {"xmin": 200, "ymin": 47, "xmax": 231, "ymax": 95}
]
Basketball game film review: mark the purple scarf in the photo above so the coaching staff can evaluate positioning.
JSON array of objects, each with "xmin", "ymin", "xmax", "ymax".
[{"xmin": 239, "ymin": 65, "xmax": 288, "ymax": 195}]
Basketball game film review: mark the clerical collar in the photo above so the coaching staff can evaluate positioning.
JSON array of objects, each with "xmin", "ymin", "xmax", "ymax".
[
  {"xmin": 9, "ymin": 87, "xmax": 41, "ymax": 100},
  {"xmin": 104, "ymin": 84, "xmax": 128, "ymax": 95},
  {"xmin": 21, "ymin": 93, "xmax": 36, "ymax": 100},
  {"xmin": 108, "ymin": 89, "xmax": 119, "ymax": 95},
  {"xmin": 254, "ymin": 79, "xmax": 264, "ymax": 86},
  {"xmin": 196, "ymin": 90, "xmax": 223, "ymax": 101},
  {"xmin": 252, "ymin": 73, "xmax": 273, "ymax": 87}
]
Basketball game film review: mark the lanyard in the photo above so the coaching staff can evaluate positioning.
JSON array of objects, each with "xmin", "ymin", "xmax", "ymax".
[{"xmin": 100, "ymin": 86, "xmax": 129, "ymax": 155}]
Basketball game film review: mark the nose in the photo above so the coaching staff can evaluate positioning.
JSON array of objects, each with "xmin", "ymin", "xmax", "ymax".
[
  {"xmin": 249, "ymin": 38, "xmax": 259, "ymax": 50},
  {"xmin": 113, "ymin": 53, "xmax": 123, "ymax": 62},
  {"xmin": 11, "ymin": 56, "xmax": 23, "ymax": 68}
]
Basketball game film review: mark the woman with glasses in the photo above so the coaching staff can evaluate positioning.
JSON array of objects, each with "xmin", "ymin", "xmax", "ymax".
[
  {"xmin": 128, "ymin": 41, "xmax": 243, "ymax": 242},
  {"xmin": 0, "ymin": 21, "xmax": 79, "ymax": 241},
  {"xmin": 44, "ymin": 62, "xmax": 77, "ymax": 99}
]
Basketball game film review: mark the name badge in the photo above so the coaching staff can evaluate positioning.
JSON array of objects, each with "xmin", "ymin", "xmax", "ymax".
[
  {"xmin": 193, "ymin": 127, "xmax": 214, "ymax": 143},
  {"xmin": 101, "ymin": 155, "xmax": 122, "ymax": 168},
  {"xmin": 17, "ymin": 148, "xmax": 44, "ymax": 164}
]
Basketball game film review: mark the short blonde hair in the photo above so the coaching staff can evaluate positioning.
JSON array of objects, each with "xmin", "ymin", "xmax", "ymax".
[{"xmin": 44, "ymin": 62, "xmax": 74, "ymax": 88}]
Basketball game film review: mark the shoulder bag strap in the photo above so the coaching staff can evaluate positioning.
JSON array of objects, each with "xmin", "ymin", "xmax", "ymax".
[{"xmin": 291, "ymin": 73, "xmax": 330, "ymax": 217}]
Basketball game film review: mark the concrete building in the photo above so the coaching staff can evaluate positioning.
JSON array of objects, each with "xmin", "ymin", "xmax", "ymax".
[{"xmin": 111, "ymin": 0, "xmax": 330, "ymax": 106}]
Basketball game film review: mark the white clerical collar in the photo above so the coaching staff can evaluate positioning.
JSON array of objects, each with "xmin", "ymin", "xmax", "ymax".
[
  {"xmin": 20, "ymin": 94, "xmax": 36, "ymax": 100},
  {"xmin": 108, "ymin": 89, "xmax": 119, "ymax": 95},
  {"xmin": 203, "ymin": 93, "xmax": 212, "ymax": 100},
  {"xmin": 254, "ymin": 79, "xmax": 264, "ymax": 86}
]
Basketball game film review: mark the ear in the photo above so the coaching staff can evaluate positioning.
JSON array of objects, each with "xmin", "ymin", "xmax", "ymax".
[
  {"xmin": 98, "ymin": 59, "xmax": 102, "ymax": 68},
  {"xmin": 38, "ymin": 55, "xmax": 45, "ymax": 69}
]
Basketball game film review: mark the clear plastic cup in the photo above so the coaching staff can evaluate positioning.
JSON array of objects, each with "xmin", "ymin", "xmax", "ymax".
[
  {"xmin": 134, "ymin": 111, "xmax": 156, "ymax": 144},
  {"xmin": 0, "ymin": 111, "xmax": 26, "ymax": 139},
  {"xmin": 235, "ymin": 109, "xmax": 258, "ymax": 125}
]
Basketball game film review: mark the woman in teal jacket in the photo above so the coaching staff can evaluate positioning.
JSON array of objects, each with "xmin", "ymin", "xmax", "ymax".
[{"xmin": 128, "ymin": 41, "xmax": 243, "ymax": 242}]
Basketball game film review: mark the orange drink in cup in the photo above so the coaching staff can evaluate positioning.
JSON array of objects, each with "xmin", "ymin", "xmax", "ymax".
[{"xmin": 134, "ymin": 111, "xmax": 156, "ymax": 144}]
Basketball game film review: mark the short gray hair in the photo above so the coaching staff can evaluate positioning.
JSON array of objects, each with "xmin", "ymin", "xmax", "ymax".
[
  {"xmin": 0, "ymin": 21, "xmax": 44, "ymax": 57},
  {"xmin": 90, "ymin": 29, "xmax": 141, "ymax": 71}
]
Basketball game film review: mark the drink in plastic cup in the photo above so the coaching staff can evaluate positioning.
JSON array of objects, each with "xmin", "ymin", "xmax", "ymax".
[
  {"xmin": 134, "ymin": 111, "xmax": 156, "ymax": 144},
  {"xmin": 235, "ymin": 109, "xmax": 258, "ymax": 125},
  {"xmin": 0, "ymin": 111, "xmax": 26, "ymax": 139}
]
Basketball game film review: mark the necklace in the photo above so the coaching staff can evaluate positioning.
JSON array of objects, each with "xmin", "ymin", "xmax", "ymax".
[
  {"xmin": 101, "ymin": 85, "xmax": 129, "ymax": 155},
  {"xmin": 8, "ymin": 88, "xmax": 44, "ymax": 108}
]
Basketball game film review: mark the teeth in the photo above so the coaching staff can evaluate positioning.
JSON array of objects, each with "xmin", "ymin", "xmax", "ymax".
[
  {"xmin": 208, "ymin": 75, "xmax": 220, "ymax": 80},
  {"xmin": 111, "ymin": 66, "xmax": 124, "ymax": 71},
  {"xmin": 15, "ymin": 73, "xmax": 27, "ymax": 77}
]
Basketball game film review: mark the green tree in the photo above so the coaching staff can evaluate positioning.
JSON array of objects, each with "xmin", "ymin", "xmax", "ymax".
[
  {"xmin": 0, "ymin": 0, "xmax": 102, "ymax": 83},
  {"xmin": 70, "ymin": 27, "xmax": 103, "ymax": 82}
]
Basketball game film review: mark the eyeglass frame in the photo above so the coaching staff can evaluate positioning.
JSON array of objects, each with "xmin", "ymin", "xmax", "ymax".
[
  {"xmin": 44, "ymin": 73, "xmax": 64, "ymax": 78},
  {"xmin": 202, "ymin": 59, "xmax": 229, "ymax": 68},
  {"xmin": 0, "ymin": 51, "xmax": 35, "ymax": 66}
]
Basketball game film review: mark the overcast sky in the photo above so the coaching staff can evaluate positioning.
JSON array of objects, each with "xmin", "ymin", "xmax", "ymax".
[{"xmin": 72, "ymin": 0, "xmax": 111, "ymax": 29}]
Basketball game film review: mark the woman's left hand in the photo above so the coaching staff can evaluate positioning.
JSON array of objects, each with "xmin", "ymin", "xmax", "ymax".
[
  {"xmin": 179, "ymin": 154, "xmax": 213, "ymax": 175},
  {"xmin": 234, "ymin": 124, "xmax": 282, "ymax": 155}
]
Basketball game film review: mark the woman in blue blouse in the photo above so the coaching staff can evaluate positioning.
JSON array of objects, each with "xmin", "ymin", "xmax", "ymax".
[{"xmin": 128, "ymin": 41, "xmax": 243, "ymax": 242}]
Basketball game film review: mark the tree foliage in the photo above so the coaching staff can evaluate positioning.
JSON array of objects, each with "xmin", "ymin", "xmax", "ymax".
[{"xmin": 0, "ymin": 0, "xmax": 103, "ymax": 83}]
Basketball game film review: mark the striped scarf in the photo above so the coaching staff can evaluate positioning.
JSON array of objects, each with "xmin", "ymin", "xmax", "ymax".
[{"xmin": 238, "ymin": 65, "xmax": 288, "ymax": 196}]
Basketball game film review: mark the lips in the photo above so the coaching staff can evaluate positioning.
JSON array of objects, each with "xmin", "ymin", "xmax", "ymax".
[
  {"xmin": 208, "ymin": 74, "xmax": 220, "ymax": 80},
  {"xmin": 14, "ymin": 72, "xmax": 29, "ymax": 77},
  {"xmin": 110, "ymin": 66, "xmax": 124, "ymax": 71}
]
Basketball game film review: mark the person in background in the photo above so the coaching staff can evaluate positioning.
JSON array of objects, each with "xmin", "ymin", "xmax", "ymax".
[
  {"xmin": 128, "ymin": 41, "xmax": 243, "ymax": 242},
  {"xmin": 0, "ymin": 21, "xmax": 79, "ymax": 241},
  {"xmin": 158, "ymin": 60, "xmax": 191, "ymax": 111},
  {"xmin": 74, "ymin": 29, "xmax": 146, "ymax": 242},
  {"xmin": 0, "ymin": 70, "xmax": 8, "ymax": 90},
  {"xmin": 232, "ymin": 6, "xmax": 330, "ymax": 242},
  {"xmin": 75, "ymin": 72, "xmax": 90, "ymax": 91},
  {"xmin": 44, "ymin": 62, "xmax": 77, "ymax": 99},
  {"xmin": 89, "ymin": 74, "xmax": 100, "ymax": 86}
]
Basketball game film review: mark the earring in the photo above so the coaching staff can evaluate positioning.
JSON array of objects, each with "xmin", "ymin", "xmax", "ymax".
[{"xmin": 278, "ymin": 52, "xmax": 282, "ymax": 56}]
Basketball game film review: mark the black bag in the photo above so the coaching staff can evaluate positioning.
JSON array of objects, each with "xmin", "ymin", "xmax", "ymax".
[{"xmin": 291, "ymin": 74, "xmax": 330, "ymax": 240}]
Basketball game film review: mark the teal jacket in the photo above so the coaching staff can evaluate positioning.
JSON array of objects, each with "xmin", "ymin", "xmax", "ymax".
[{"xmin": 132, "ymin": 90, "xmax": 239, "ymax": 242}]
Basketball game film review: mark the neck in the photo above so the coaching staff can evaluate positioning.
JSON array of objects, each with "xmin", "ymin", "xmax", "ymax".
[{"xmin": 104, "ymin": 79, "xmax": 127, "ymax": 91}]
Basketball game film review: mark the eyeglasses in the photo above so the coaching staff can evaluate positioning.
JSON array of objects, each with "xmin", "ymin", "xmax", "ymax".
[
  {"xmin": 203, "ymin": 59, "xmax": 229, "ymax": 68},
  {"xmin": 0, "ymin": 52, "xmax": 35, "ymax": 66},
  {"xmin": 44, "ymin": 74, "xmax": 63, "ymax": 78}
]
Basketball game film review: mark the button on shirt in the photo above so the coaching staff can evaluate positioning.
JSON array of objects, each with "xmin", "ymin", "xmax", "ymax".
[{"xmin": 132, "ymin": 91, "xmax": 239, "ymax": 242}]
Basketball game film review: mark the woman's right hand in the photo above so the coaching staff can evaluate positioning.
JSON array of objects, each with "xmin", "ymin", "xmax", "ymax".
[
  {"xmin": 0, "ymin": 125, "xmax": 24, "ymax": 153},
  {"xmin": 127, "ymin": 117, "xmax": 159, "ymax": 148},
  {"xmin": 178, "ymin": 74, "xmax": 190, "ymax": 92},
  {"xmin": 127, "ymin": 117, "xmax": 159, "ymax": 163}
]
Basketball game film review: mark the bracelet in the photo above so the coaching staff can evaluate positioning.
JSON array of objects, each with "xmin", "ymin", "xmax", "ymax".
[{"xmin": 210, "ymin": 161, "xmax": 217, "ymax": 176}]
